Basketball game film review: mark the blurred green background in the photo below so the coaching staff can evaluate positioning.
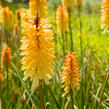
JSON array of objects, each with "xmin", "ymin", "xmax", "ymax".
[{"xmin": 1, "ymin": 0, "xmax": 102, "ymax": 13}]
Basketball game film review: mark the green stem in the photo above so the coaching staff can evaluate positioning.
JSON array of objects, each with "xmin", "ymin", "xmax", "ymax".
[
  {"xmin": 48, "ymin": 86, "xmax": 61, "ymax": 109},
  {"xmin": 39, "ymin": 80, "xmax": 46, "ymax": 109},
  {"xmin": 58, "ymin": 35, "xmax": 65, "ymax": 54},
  {"xmin": 52, "ymin": 0, "xmax": 56, "ymax": 12},
  {"xmin": 5, "ymin": 29, "xmax": 9, "ymax": 45},
  {"xmin": 78, "ymin": 7, "xmax": 85, "ymax": 108},
  {"xmin": 65, "ymin": 31, "xmax": 68, "ymax": 50},
  {"xmin": 2, "ymin": 24, "xmax": 4, "ymax": 44},
  {"xmin": 68, "ymin": 9, "xmax": 73, "ymax": 52},
  {"xmin": 78, "ymin": 6, "xmax": 83, "ymax": 74},
  {"xmin": 6, "ymin": 68, "xmax": 9, "ymax": 101},
  {"xmin": 18, "ymin": 22, "xmax": 21, "ymax": 47},
  {"xmin": 54, "ymin": 33, "xmax": 60, "ymax": 78},
  {"xmin": 62, "ymin": 30, "xmax": 65, "ymax": 57}
]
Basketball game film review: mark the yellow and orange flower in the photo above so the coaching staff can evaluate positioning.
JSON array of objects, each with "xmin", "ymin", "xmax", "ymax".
[
  {"xmin": 101, "ymin": 0, "xmax": 109, "ymax": 31},
  {"xmin": 20, "ymin": 14, "xmax": 55, "ymax": 92},
  {"xmin": 29, "ymin": 0, "xmax": 48, "ymax": 17},
  {"xmin": 56, "ymin": 5, "xmax": 69, "ymax": 32},
  {"xmin": 62, "ymin": 52, "xmax": 80, "ymax": 96},
  {"xmin": 62, "ymin": 0, "xmax": 74, "ymax": 11},
  {"xmin": 1, "ymin": 45, "xmax": 12, "ymax": 70}
]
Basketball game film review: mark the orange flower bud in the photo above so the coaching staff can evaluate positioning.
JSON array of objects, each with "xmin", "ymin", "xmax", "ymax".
[{"xmin": 1, "ymin": 45, "xmax": 12, "ymax": 70}]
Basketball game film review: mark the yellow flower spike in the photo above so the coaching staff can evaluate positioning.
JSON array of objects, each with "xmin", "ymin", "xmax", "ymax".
[
  {"xmin": 61, "ymin": 52, "xmax": 80, "ymax": 96},
  {"xmin": 0, "ymin": 7, "xmax": 9, "ymax": 25},
  {"xmin": 20, "ymin": 14, "xmax": 55, "ymax": 92},
  {"xmin": 29, "ymin": 0, "xmax": 48, "ymax": 17},
  {"xmin": 62, "ymin": 0, "xmax": 74, "ymax": 11},
  {"xmin": 56, "ymin": 5, "xmax": 69, "ymax": 32},
  {"xmin": 101, "ymin": 0, "xmax": 109, "ymax": 31},
  {"xmin": 0, "ymin": 7, "xmax": 13, "ymax": 29},
  {"xmin": 1, "ymin": 45, "xmax": 12, "ymax": 71}
]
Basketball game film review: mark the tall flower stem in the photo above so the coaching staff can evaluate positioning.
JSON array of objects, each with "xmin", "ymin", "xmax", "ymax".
[
  {"xmin": 2, "ymin": 25, "xmax": 4, "ymax": 44},
  {"xmin": 54, "ymin": 33, "xmax": 60, "ymax": 78},
  {"xmin": 70, "ymin": 86, "xmax": 74, "ymax": 109},
  {"xmin": 54, "ymin": 10, "xmax": 60, "ymax": 78},
  {"xmin": 39, "ymin": 80, "xmax": 46, "ymax": 109},
  {"xmin": 78, "ymin": 6, "xmax": 85, "ymax": 107},
  {"xmin": 5, "ymin": 29, "xmax": 9, "ymax": 45},
  {"xmin": 78, "ymin": 6, "xmax": 83, "ymax": 73},
  {"xmin": 68, "ymin": 8, "xmax": 73, "ymax": 52},
  {"xmin": 62, "ymin": 30, "xmax": 65, "ymax": 57},
  {"xmin": 52, "ymin": 0, "xmax": 56, "ymax": 12},
  {"xmin": 18, "ymin": 23, "xmax": 21, "ymax": 47},
  {"xmin": 65, "ymin": 31, "xmax": 68, "ymax": 50}
]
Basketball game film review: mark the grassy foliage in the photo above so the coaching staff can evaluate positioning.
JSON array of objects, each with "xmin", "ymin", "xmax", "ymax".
[{"xmin": 0, "ymin": 1, "xmax": 109, "ymax": 109}]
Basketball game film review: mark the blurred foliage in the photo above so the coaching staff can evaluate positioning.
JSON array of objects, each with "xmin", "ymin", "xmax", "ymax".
[{"xmin": 0, "ymin": 0, "xmax": 102, "ymax": 14}]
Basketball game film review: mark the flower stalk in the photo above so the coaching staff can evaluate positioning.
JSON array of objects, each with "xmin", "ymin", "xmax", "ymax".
[
  {"xmin": 6, "ymin": 68, "xmax": 9, "ymax": 101},
  {"xmin": 78, "ymin": 5, "xmax": 83, "ymax": 73},
  {"xmin": 68, "ymin": 8, "xmax": 73, "ymax": 52},
  {"xmin": 62, "ymin": 30, "xmax": 65, "ymax": 57},
  {"xmin": 39, "ymin": 80, "xmax": 46, "ymax": 109},
  {"xmin": 65, "ymin": 31, "xmax": 68, "ymax": 50}
]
